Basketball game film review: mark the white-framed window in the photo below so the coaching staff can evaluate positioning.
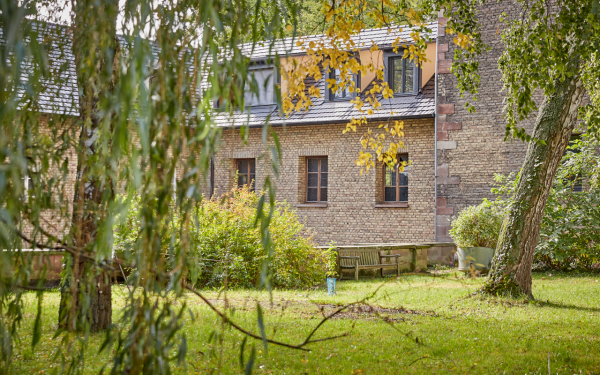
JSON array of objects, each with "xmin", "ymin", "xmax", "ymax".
[
  {"xmin": 244, "ymin": 66, "xmax": 276, "ymax": 106},
  {"xmin": 328, "ymin": 68, "xmax": 360, "ymax": 101},
  {"xmin": 23, "ymin": 164, "xmax": 39, "ymax": 202}
]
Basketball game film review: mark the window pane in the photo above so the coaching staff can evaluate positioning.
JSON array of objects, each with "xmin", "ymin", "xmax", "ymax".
[
  {"xmin": 250, "ymin": 173, "xmax": 255, "ymax": 184},
  {"xmin": 385, "ymin": 166, "xmax": 396, "ymax": 187},
  {"xmin": 238, "ymin": 174, "xmax": 248, "ymax": 187},
  {"xmin": 238, "ymin": 160, "xmax": 248, "ymax": 174},
  {"xmin": 392, "ymin": 58, "xmax": 403, "ymax": 92},
  {"xmin": 250, "ymin": 159, "xmax": 255, "ymax": 173},
  {"xmin": 307, "ymin": 158, "xmax": 319, "ymax": 172},
  {"xmin": 307, "ymin": 173, "xmax": 319, "ymax": 187},
  {"xmin": 320, "ymin": 158, "xmax": 328, "ymax": 172},
  {"xmin": 399, "ymin": 187, "xmax": 408, "ymax": 202},
  {"xmin": 321, "ymin": 188, "xmax": 327, "ymax": 202},
  {"xmin": 307, "ymin": 188, "xmax": 318, "ymax": 202},
  {"xmin": 333, "ymin": 69, "xmax": 346, "ymax": 98},
  {"xmin": 399, "ymin": 172, "xmax": 408, "ymax": 186},
  {"xmin": 404, "ymin": 59, "xmax": 414, "ymax": 93},
  {"xmin": 320, "ymin": 173, "xmax": 328, "ymax": 188},
  {"xmin": 245, "ymin": 68, "xmax": 274, "ymax": 106},
  {"xmin": 385, "ymin": 187, "xmax": 396, "ymax": 202}
]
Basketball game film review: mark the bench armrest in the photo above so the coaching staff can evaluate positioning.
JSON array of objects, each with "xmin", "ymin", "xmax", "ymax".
[
  {"xmin": 380, "ymin": 254, "xmax": 400, "ymax": 258},
  {"xmin": 339, "ymin": 256, "xmax": 360, "ymax": 260}
]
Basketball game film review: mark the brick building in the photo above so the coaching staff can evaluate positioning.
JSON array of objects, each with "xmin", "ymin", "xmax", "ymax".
[
  {"xmin": 15, "ymin": 2, "xmax": 540, "ymax": 265},
  {"xmin": 211, "ymin": 3, "xmax": 538, "ymax": 265}
]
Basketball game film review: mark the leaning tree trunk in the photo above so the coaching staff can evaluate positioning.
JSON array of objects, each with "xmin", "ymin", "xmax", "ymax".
[
  {"xmin": 484, "ymin": 68, "xmax": 586, "ymax": 298},
  {"xmin": 58, "ymin": 0, "xmax": 120, "ymax": 333}
]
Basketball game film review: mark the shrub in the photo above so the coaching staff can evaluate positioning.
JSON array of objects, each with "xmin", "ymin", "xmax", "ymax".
[
  {"xmin": 491, "ymin": 136, "xmax": 600, "ymax": 271},
  {"xmin": 449, "ymin": 200, "xmax": 505, "ymax": 249},
  {"xmin": 322, "ymin": 242, "xmax": 339, "ymax": 278},
  {"xmin": 114, "ymin": 186, "xmax": 328, "ymax": 289}
]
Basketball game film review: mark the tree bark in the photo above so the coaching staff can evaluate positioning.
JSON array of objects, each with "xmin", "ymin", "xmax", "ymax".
[
  {"xmin": 484, "ymin": 67, "xmax": 586, "ymax": 298},
  {"xmin": 58, "ymin": 0, "xmax": 119, "ymax": 333}
]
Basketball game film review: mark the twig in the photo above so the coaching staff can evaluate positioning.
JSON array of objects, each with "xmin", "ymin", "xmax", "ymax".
[
  {"xmin": 301, "ymin": 283, "xmax": 387, "ymax": 346},
  {"xmin": 0, "ymin": 217, "xmax": 114, "ymax": 271},
  {"xmin": 115, "ymin": 258, "xmax": 132, "ymax": 293},
  {"xmin": 407, "ymin": 355, "xmax": 429, "ymax": 367},
  {"xmin": 14, "ymin": 284, "xmax": 48, "ymax": 291},
  {"xmin": 183, "ymin": 283, "xmax": 354, "ymax": 352}
]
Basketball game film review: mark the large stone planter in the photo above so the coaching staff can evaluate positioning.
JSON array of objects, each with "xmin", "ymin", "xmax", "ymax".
[{"xmin": 457, "ymin": 247, "xmax": 495, "ymax": 271}]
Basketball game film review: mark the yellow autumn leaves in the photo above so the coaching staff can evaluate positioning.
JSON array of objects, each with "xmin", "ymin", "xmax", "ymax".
[{"xmin": 279, "ymin": 0, "xmax": 468, "ymax": 174}]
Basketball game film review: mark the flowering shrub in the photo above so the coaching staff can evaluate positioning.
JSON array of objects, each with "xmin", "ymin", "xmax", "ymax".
[{"xmin": 114, "ymin": 186, "xmax": 327, "ymax": 289}]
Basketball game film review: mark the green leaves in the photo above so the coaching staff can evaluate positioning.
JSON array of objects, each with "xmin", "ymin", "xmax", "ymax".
[
  {"xmin": 1, "ymin": 0, "xmax": 300, "ymax": 371},
  {"xmin": 449, "ymin": 200, "xmax": 506, "ymax": 249},
  {"xmin": 256, "ymin": 303, "xmax": 268, "ymax": 354},
  {"xmin": 491, "ymin": 136, "xmax": 600, "ymax": 271}
]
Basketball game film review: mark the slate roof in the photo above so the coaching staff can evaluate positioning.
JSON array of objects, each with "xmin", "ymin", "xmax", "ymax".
[
  {"xmin": 240, "ymin": 23, "xmax": 437, "ymax": 60},
  {"xmin": 219, "ymin": 22, "xmax": 437, "ymax": 128},
  {"xmin": 214, "ymin": 75, "xmax": 435, "ymax": 128},
  {"xmin": 3, "ymin": 21, "xmax": 437, "ymax": 125},
  {"xmin": 1, "ymin": 22, "xmax": 80, "ymax": 116}
]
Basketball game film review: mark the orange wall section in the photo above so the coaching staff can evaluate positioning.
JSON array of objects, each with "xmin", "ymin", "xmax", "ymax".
[{"xmin": 279, "ymin": 42, "xmax": 436, "ymax": 95}]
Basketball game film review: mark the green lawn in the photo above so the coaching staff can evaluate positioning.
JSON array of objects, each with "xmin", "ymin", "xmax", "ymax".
[{"xmin": 9, "ymin": 272, "xmax": 600, "ymax": 374}]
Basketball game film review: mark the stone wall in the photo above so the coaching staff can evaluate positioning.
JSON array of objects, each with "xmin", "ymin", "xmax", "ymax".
[
  {"xmin": 435, "ymin": 1, "xmax": 537, "ymax": 241},
  {"xmin": 213, "ymin": 118, "xmax": 436, "ymax": 246}
]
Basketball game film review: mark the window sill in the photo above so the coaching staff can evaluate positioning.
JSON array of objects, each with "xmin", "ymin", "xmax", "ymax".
[
  {"xmin": 392, "ymin": 93, "xmax": 417, "ymax": 97},
  {"xmin": 297, "ymin": 203, "xmax": 328, "ymax": 208},
  {"xmin": 374, "ymin": 202, "xmax": 408, "ymax": 208}
]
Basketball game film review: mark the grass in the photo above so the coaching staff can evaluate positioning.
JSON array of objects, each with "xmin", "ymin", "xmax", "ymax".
[{"xmin": 7, "ymin": 271, "xmax": 600, "ymax": 374}]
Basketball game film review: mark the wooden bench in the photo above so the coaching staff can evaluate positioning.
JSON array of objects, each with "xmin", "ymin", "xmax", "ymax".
[
  {"xmin": 335, "ymin": 244, "xmax": 422, "ymax": 281},
  {"xmin": 326, "ymin": 242, "xmax": 456, "ymax": 281}
]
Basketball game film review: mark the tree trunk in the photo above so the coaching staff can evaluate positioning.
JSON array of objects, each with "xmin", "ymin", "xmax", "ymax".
[
  {"xmin": 58, "ymin": 0, "xmax": 119, "ymax": 332},
  {"xmin": 58, "ymin": 123, "xmax": 114, "ymax": 332},
  {"xmin": 484, "ymin": 68, "xmax": 586, "ymax": 298}
]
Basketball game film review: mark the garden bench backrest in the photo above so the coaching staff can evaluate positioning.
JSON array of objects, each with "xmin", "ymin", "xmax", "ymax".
[{"xmin": 338, "ymin": 248, "xmax": 382, "ymax": 267}]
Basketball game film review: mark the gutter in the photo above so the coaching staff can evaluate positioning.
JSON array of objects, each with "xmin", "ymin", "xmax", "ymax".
[
  {"xmin": 434, "ymin": 21, "xmax": 439, "ymax": 242},
  {"xmin": 223, "ymin": 113, "xmax": 436, "ymax": 129}
]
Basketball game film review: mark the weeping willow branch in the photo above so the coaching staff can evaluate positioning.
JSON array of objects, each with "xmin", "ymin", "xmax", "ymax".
[
  {"xmin": 183, "ymin": 282, "xmax": 357, "ymax": 352},
  {"xmin": 0, "ymin": 217, "xmax": 115, "ymax": 271},
  {"xmin": 182, "ymin": 280, "xmax": 410, "ymax": 352}
]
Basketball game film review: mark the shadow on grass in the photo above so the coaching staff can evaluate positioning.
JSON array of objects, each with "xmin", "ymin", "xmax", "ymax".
[
  {"xmin": 532, "ymin": 271, "xmax": 600, "ymax": 279},
  {"xmin": 535, "ymin": 300, "xmax": 600, "ymax": 313}
]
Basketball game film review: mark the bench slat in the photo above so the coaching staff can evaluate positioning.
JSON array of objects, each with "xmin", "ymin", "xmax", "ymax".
[{"xmin": 337, "ymin": 246, "xmax": 425, "ymax": 280}]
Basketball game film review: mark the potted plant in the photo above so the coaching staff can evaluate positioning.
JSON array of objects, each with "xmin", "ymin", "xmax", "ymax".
[
  {"xmin": 449, "ymin": 200, "xmax": 505, "ymax": 272},
  {"xmin": 323, "ymin": 242, "xmax": 339, "ymax": 295}
]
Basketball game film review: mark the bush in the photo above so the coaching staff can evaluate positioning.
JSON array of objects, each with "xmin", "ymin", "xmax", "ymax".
[
  {"xmin": 114, "ymin": 186, "xmax": 328, "ymax": 289},
  {"xmin": 491, "ymin": 136, "xmax": 600, "ymax": 271},
  {"xmin": 449, "ymin": 200, "xmax": 505, "ymax": 249}
]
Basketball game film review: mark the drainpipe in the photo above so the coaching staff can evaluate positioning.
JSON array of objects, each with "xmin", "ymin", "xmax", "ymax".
[
  {"xmin": 172, "ymin": 168, "xmax": 177, "ymax": 202},
  {"xmin": 210, "ymin": 156, "xmax": 215, "ymax": 198},
  {"xmin": 434, "ymin": 19, "xmax": 440, "ymax": 242}
]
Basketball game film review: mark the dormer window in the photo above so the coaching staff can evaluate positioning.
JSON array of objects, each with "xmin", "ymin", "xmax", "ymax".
[
  {"xmin": 384, "ymin": 51, "xmax": 420, "ymax": 95},
  {"xmin": 328, "ymin": 69, "xmax": 360, "ymax": 101},
  {"xmin": 390, "ymin": 57, "xmax": 415, "ymax": 94},
  {"xmin": 245, "ymin": 66, "xmax": 276, "ymax": 106}
]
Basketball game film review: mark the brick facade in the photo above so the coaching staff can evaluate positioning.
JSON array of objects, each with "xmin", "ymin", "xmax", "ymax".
[
  {"xmin": 26, "ymin": 3, "xmax": 542, "ymax": 267},
  {"xmin": 435, "ymin": 1, "xmax": 537, "ymax": 242},
  {"xmin": 213, "ymin": 119, "xmax": 436, "ymax": 246}
]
